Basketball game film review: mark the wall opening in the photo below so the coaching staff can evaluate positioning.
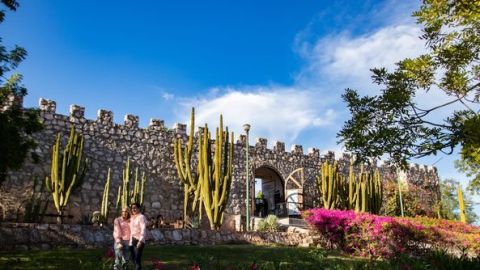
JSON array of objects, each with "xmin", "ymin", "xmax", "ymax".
[{"xmin": 253, "ymin": 166, "xmax": 286, "ymax": 217}]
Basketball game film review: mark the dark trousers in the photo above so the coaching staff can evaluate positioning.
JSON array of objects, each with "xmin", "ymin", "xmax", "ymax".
[{"xmin": 130, "ymin": 238, "xmax": 144, "ymax": 270}]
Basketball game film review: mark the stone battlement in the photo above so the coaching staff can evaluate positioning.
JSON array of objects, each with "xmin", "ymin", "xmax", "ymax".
[
  {"xmin": 0, "ymin": 98, "xmax": 440, "ymax": 224},
  {"xmin": 38, "ymin": 98, "xmax": 326, "ymax": 160}
]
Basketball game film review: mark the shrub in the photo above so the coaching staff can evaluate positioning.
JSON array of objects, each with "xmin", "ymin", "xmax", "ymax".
[
  {"xmin": 257, "ymin": 215, "xmax": 280, "ymax": 232},
  {"xmin": 304, "ymin": 208, "xmax": 480, "ymax": 259},
  {"xmin": 382, "ymin": 181, "xmax": 436, "ymax": 218}
]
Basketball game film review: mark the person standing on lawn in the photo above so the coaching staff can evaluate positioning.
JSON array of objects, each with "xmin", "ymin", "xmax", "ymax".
[
  {"xmin": 113, "ymin": 207, "xmax": 131, "ymax": 270},
  {"xmin": 129, "ymin": 203, "xmax": 147, "ymax": 270}
]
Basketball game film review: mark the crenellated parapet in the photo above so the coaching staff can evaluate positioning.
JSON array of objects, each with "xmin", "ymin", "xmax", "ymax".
[
  {"xmin": 0, "ymin": 97, "xmax": 441, "ymax": 223},
  {"xmin": 149, "ymin": 119, "xmax": 165, "ymax": 130},
  {"xmin": 256, "ymin": 137, "xmax": 268, "ymax": 148},
  {"xmin": 39, "ymin": 98, "xmax": 56, "ymax": 113},
  {"xmin": 69, "ymin": 104, "xmax": 85, "ymax": 123},
  {"xmin": 308, "ymin": 148, "xmax": 320, "ymax": 158},
  {"xmin": 173, "ymin": 123, "xmax": 187, "ymax": 135},
  {"xmin": 274, "ymin": 141, "xmax": 285, "ymax": 152},
  {"xmin": 124, "ymin": 114, "xmax": 139, "ymax": 128},
  {"xmin": 97, "ymin": 109, "xmax": 114, "ymax": 125},
  {"xmin": 37, "ymin": 98, "xmax": 185, "ymax": 136},
  {"xmin": 1, "ymin": 93, "xmax": 23, "ymax": 111},
  {"xmin": 291, "ymin": 145, "xmax": 303, "ymax": 155}
]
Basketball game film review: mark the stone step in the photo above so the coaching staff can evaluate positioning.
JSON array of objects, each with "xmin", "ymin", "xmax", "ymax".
[{"xmin": 278, "ymin": 217, "xmax": 309, "ymax": 229}]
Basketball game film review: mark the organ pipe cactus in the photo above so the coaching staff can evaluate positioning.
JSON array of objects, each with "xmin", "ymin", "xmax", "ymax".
[
  {"xmin": 198, "ymin": 115, "xmax": 234, "ymax": 230},
  {"xmin": 173, "ymin": 108, "xmax": 200, "ymax": 224},
  {"xmin": 353, "ymin": 165, "xmax": 382, "ymax": 214},
  {"xmin": 173, "ymin": 107, "xmax": 203, "ymax": 225},
  {"xmin": 100, "ymin": 168, "xmax": 111, "ymax": 224},
  {"xmin": 131, "ymin": 167, "xmax": 146, "ymax": 206},
  {"xmin": 116, "ymin": 158, "xmax": 146, "ymax": 211},
  {"xmin": 348, "ymin": 158, "xmax": 357, "ymax": 209},
  {"xmin": 317, "ymin": 161, "xmax": 342, "ymax": 210},
  {"xmin": 45, "ymin": 126, "xmax": 88, "ymax": 224},
  {"xmin": 457, "ymin": 183, "xmax": 466, "ymax": 223}
]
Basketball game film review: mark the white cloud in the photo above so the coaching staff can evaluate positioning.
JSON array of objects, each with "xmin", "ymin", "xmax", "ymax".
[
  {"xmin": 179, "ymin": 87, "xmax": 337, "ymax": 145},
  {"xmin": 176, "ymin": 22, "xmax": 437, "ymax": 149},
  {"xmin": 296, "ymin": 24, "xmax": 426, "ymax": 93},
  {"xmin": 161, "ymin": 91, "xmax": 174, "ymax": 101}
]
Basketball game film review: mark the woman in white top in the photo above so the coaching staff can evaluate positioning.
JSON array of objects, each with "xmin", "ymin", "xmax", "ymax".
[{"xmin": 129, "ymin": 203, "xmax": 147, "ymax": 270}]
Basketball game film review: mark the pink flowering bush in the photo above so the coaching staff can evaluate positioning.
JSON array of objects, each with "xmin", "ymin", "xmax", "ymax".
[{"xmin": 303, "ymin": 208, "xmax": 480, "ymax": 259}]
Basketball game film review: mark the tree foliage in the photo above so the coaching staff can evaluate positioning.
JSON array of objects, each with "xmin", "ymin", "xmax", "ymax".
[
  {"xmin": 439, "ymin": 178, "xmax": 477, "ymax": 224},
  {"xmin": 0, "ymin": 0, "xmax": 42, "ymax": 184},
  {"xmin": 338, "ymin": 0, "xmax": 480, "ymax": 191}
]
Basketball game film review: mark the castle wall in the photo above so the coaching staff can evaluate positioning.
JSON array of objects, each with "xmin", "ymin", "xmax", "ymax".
[{"xmin": 0, "ymin": 98, "xmax": 440, "ymax": 223}]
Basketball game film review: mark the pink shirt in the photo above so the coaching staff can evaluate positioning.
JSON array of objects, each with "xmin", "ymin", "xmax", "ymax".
[
  {"xmin": 113, "ymin": 217, "xmax": 131, "ymax": 243},
  {"xmin": 129, "ymin": 214, "xmax": 147, "ymax": 244}
]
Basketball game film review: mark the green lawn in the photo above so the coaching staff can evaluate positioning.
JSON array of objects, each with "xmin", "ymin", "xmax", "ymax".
[{"xmin": 0, "ymin": 244, "xmax": 476, "ymax": 270}]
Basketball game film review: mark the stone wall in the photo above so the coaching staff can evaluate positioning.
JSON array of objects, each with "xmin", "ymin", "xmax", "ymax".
[
  {"xmin": 0, "ymin": 222, "xmax": 320, "ymax": 250},
  {"xmin": 0, "ymin": 98, "xmax": 440, "ymax": 223}
]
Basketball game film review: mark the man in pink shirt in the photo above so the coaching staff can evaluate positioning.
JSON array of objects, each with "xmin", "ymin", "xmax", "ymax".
[
  {"xmin": 129, "ymin": 203, "xmax": 147, "ymax": 270},
  {"xmin": 113, "ymin": 207, "xmax": 131, "ymax": 270}
]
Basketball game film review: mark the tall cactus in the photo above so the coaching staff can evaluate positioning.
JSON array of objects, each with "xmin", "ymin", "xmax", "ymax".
[
  {"xmin": 198, "ymin": 115, "xmax": 234, "ymax": 230},
  {"xmin": 370, "ymin": 169, "xmax": 382, "ymax": 214},
  {"xmin": 131, "ymin": 167, "xmax": 146, "ymax": 206},
  {"xmin": 457, "ymin": 183, "xmax": 466, "ymax": 223},
  {"xmin": 353, "ymin": 165, "xmax": 382, "ymax": 214},
  {"xmin": 45, "ymin": 126, "xmax": 88, "ymax": 224},
  {"xmin": 100, "ymin": 168, "xmax": 111, "ymax": 224},
  {"xmin": 173, "ymin": 107, "xmax": 203, "ymax": 225},
  {"xmin": 116, "ymin": 158, "xmax": 146, "ymax": 211},
  {"xmin": 348, "ymin": 158, "xmax": 357, "ymax": 209},
  {"xmin": 317, "ymin": 161, "xmax": 342, "ymax": 210}
]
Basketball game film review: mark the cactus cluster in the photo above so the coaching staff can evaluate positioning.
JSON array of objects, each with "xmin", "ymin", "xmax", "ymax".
[
  {"xmin": 317, "ymin": 161, "xmax": 343, "ymax": 210},
  {"xmin": 316, "ymin": 158, "xmax": 383, "ymax": 214},
  {"xmin": 353, "ymin": 165, "xmax": 382, "ymax": 214},
  {"xmin": 173, "ymin": 108, "xmax": 234, "ymax": 230},
  {"xmin": 198, "ymin": 115, "xmax": 234, "ymax": 230},
  {"xmin": 45, "ymin": 126, "xmax": 88, "ymax": 224},
  {"xmin": 116, "ymin": 157, "xmax": 147, "ymax": 211}
]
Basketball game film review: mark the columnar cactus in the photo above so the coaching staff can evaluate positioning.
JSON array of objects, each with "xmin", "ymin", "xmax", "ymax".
[
  {"xmin": 369, "ymin": 169, "xmax": 382, "ymax": 214},
  {"xmin": 116, "ymin": 158, "xmax": 146, "ymax": 211},
  {"xmin": 353, "ymin": 165, "xmax": 382, "ymax": 214},
  {"xmin": 348, "ymin": 158, "xmax": 357, "ymax": 209},
  {"xmin": 457, "ymin": 183, "xmax": 466, "ymax": 223},
  {"xmin": 317, "ymin": 161, "xmax": 343, "ymax": 210},
  {"xmin": 173, "ymin": 107, "xmax": 201, "ymax": 223},
  {"xmin": 198, "ymin": 115, "xmax": 234, "ymax": 230},
  {"xmin": 100, "ymin": 168, "xmax": 111, "ymax": 223},
  {"xmin": 131, "ymin": 167, "xmax": 146, "ymax": 206},
  {"xmin": 45, "ymin": 126, "xmax": 88, "ymax": 224}
]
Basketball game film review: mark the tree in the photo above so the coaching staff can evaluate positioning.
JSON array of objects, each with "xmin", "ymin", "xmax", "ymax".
[
  {"xmin": 0, "ymin": 0, "xmax": 42, "ymax": 184},
  {"xmin": 338, "ymin": 0, "xmax": 480, "ymax": 191},
  {"xmin": 438, "ymin": 178, "xmax": 477, "ymax": 224}
]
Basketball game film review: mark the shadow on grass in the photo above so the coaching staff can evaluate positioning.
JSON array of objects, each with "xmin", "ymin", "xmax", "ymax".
[{"xmin": 0, "ymin": 244, "xmax": 478, "ymax": 270}]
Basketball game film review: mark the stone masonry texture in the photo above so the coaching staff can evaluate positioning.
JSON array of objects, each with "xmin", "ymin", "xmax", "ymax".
[{"xmin": 0, "ymin": 99, "xmax": 440, "ymax": 223}]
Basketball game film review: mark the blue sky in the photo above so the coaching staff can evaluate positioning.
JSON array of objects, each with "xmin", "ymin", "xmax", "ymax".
[{"xmin": 3, "ymin": 1, "xmax": 479, "ymax": 218}]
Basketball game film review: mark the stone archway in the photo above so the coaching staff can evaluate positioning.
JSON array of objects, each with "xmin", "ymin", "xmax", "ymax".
[{"xmin": 254, "ymin": 166, "xmax": 285, "ymax": 217}]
